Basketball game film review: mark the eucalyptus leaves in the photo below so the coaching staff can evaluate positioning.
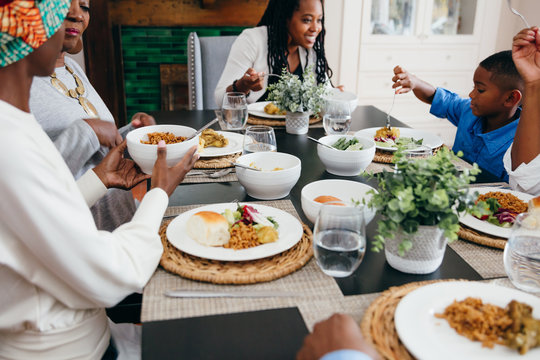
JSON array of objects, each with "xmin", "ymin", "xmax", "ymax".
[
  {"xmin": 367, "ymin": 147, "xmax": 480, "ymax": 255},
  {"xmin": 267, "ymin": 65, "xmax": 328, "ymax": 113}
]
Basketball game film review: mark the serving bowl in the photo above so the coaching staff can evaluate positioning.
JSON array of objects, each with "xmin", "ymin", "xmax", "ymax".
[
  {"xmin": 126, "ymin": 124, "xmax": 198, "ymax": 174},
  {"xmin": 316, "ymin": 135, "xmax": 375, "ymax": 176},
  {"xmin": 301, "ymin": 179, "xmax": 377, "ymax": 225},
  {"xmin": 323, "ymin": 88, "xmax": 358, "ymax": 112},
  {"xmin": 235, "ymin": 152, "xmax": 301, "ymax": 200}
]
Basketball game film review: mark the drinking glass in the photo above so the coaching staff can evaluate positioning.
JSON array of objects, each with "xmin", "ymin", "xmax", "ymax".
[
  {"xmin": 394, "ymin": 144, "xmax": 432, "ymax": 172},
  {"xmin": 313, "ymin": 202, "xmax": 366, "ymax": 278},
  {"xmin": 323, "ymin": 99, "xmax": 352, "ymax": 135},
  {"xmin": 220, "ymin": 92, "xmax": 248, "ymax": 130},
  {"xmin": 403, "ymin": 144, "xmax": 432, "ymax": 160},
  {"xmin": 243, "ymin": 125, "xmax": 277, "ymax": 154},
  {"xmin": 503, "ymin": 212, "xmax": 540, "ymax": 293}
]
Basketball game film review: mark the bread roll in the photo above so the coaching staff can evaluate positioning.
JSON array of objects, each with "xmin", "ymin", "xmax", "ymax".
[{"xmin": 186, "ymin": 211, "xmax": 230, "ymax": 246}]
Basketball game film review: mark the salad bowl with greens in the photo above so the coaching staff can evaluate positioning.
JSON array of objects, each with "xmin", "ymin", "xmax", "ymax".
[{"xmin": 316, "ymin": 135, "xmax": 375, "ymax": 176}]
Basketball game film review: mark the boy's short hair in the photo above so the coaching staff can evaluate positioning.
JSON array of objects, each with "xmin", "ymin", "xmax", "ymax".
[{"xmin": 479, "ymin": 50, "xmax": 524, "ymax": 92}]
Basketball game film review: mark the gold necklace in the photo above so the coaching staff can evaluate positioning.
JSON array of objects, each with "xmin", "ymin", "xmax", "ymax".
[{"xmin": 50, "ymin": 65, "xmax": 99, "ymax": 118}]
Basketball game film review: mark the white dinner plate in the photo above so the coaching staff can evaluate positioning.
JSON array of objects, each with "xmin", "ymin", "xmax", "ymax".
[
  {"xmin": 166, "ymin": 203, "xmax": 303, "ymax": 261},
  {"xmin": 459, "ymin": 186, "xmax": 533, "ymax": 238},
  {"xmin": 198, "ymin": 131, "xmax": 246, "ymax": 158},
  {"xmin": 353, "ymin": 127, "xmax": 443, "ymax": 151},
  {"xmin": 395, "ymin": 281, "xmax": 540, "ymax": 360},
  {"xmin": 247, "ymin": 101, "xmax": 286, "ymax": 119}
]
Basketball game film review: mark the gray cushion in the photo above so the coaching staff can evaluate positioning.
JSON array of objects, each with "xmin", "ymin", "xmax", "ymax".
[{"xmin": 187, "ymin": 32, "xmax": 238, "ymax": 110}]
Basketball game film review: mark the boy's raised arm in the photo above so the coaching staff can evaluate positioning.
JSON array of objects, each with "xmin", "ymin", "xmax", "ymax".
[
  {"xmin": 392, "ymin": 65, "xmax": 436, "ymax": 104},
  {"xmin": 511, "ymin": 27, "xmax": 540, "ymax": 169}
]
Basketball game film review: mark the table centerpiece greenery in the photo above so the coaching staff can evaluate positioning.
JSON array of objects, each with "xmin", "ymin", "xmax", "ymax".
[
  {"xmin": 367, "ymin": 147, "xmax": 480, "ymax": 256},
  {"xmin": 266, "ymin": 65, "xmax": 328, "ymax": 114}
]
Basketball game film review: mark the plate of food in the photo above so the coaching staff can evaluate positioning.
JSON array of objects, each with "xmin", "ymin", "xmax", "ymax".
[
  {"xmin": 353, "ymin": 126, "xmax": 443, "ymax": 151},
  {"xmin": 459, "ymin": 187, "xmax": 533, "ymax": 238},
  {"xmin": 166, "ymin": 203, "xmax": 303, "ymax": 261},
  {"xmin": 247, "ymin": 101, "xmax": 286, "ymax": 119},
  {"xmin": 198, "ymin": 129, "xmax": 247, "ymax": 158},
  {"xmin": 394, "ymin": 281, "xmax": 540, "ymax": 360}
]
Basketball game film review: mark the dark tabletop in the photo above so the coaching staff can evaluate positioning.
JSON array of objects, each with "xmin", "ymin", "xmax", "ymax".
[{"xmin": 141, "ymin": 105, "xmax": 488, "ymax": 359}]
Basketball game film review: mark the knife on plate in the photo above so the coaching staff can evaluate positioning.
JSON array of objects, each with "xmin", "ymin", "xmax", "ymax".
[
  {"xmin": 164, "ymin": 289, "xmax": 296, "ymax": 298},
  {"xmin": 185, "ymin": 118, "xmax": 219, "ymax": 141}
]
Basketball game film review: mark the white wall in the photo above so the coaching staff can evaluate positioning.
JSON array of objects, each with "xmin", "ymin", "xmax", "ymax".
[
  {"xmin": 326, "ymin": 0, "xmax": 540, "ymax": 84},
  {"xmin": 496, "ymin": 0, "xmax": 540, "ymax": 51}
]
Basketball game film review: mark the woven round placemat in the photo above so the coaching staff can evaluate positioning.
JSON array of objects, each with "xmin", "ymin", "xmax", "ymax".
[
  {"xmin": 194, "ymin": 152, "xmax": 241, "ymax": 169},
  {"xmin": 458, "ymin": 224, "xmax": 506, "ymax": 250},
  {"xmin": 247, "ymin": 115, "xmax": 321, "ymax": 127},
  {"xmin": 373, "ymin": 145, "xmax": 445, "ymax": 164},
  {"xmin": 159, "ymin": 219, "xmax": 313, "ymax": 284},
  {"xmin": 360, "ymin": 279, "xmax": 462, "ymax": 360}
]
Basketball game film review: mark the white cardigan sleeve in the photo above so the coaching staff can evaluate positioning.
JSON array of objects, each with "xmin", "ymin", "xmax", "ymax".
[
  {"xmin": 214, "ymin": 27, "xmax": 269, "ymax": 106},
  {"xmin": 503, "ymin": 144, "xmax": 540, "ymax": 196},
  {"xmin": 0, "ymin": 130, "xmax": 167, "ymax": 309}
]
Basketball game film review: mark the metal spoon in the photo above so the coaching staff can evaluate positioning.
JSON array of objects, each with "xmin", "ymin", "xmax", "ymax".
[
  {"xmin": 229, "ymin": 162, "xmax": 262, "ymax": 171},
  {"xmin": 307, "ymin": 136, "xmax": 335, "ymax": 150},
  {"xmin": 507, "ymin": 0, "xmax": 530, "ymax": 28}
]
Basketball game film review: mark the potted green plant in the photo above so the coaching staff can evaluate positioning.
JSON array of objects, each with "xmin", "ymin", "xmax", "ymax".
[
  {"xmin": 366, "ymin": 147, "xmax": 480, "ymax": 274},
  {"xmin": 267, "ymin": 65, "xmax": 328, "ymax": 134}
]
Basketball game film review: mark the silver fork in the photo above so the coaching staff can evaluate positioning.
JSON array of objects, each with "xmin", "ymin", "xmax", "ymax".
[
  {"xmin": 386, "ymin": 92, "xmax": 396, "ymax": 130},
  {"xmin": 507, "ymin": 0, "xmax": 530, "ymax": 28}
]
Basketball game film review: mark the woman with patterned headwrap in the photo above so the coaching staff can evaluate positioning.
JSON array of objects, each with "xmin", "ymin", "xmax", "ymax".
[{"xmin": 0, "ymin": 1, "xmax": 198, "ymax": 358}]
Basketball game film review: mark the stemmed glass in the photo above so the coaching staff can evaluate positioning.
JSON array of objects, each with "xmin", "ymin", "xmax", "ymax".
[
  {"xmin": 243, "ymin": 125, "xmax": 277, "ymax": 154},
  {"xmin": 219, "ymin": 92, "xmax": 248, "ymax": 130},
  {"xmin": 323, "ymin": 99, "xmax": 352, "ymax": 135},
  {"xmin": 504, "ymin": 212, "xmax": 540, "ymax": 293},
  {"xmin": 313, "ymin": 202, "xmax": 366, "ymax": 278}
]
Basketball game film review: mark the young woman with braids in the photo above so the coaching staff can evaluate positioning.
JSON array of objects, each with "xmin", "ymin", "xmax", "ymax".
[{"xmin": 215, "ymin": 0, "xmax": 339, "ymax": 106}]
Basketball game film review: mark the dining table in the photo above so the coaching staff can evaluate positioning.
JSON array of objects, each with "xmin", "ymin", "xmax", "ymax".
[{"xmin": 139, "ymin": 105, "xmax": 514, "ymax": 359}]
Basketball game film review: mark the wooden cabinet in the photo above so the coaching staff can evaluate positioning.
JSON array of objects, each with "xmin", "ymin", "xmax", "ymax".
[{"xmin": 347, "ymin": 0, "xmax": 502, "ymax": 146}]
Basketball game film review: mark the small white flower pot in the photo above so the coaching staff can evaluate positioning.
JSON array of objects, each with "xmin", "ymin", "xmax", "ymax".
[
  {"xmin": 285, "ymin": 111, "xmax": 309, "ymax": 135},
  {"xmin": 384, "ymin": 225, "xmax": 447, "ymax": 274}
]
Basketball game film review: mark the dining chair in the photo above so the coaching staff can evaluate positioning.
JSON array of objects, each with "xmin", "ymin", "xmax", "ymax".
[{"xmin": 187, "ymin": 32, "xmax": 238, "ymax": 110}]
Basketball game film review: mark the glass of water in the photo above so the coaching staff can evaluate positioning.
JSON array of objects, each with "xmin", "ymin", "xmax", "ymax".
[
  {"xmin": 323, "ymin": 98, "xmax": 352, "ymax": 135},
  {"xmin": 504, "ymin": 212, "xmax": 540, "ymax": 294},
  {"xmin": 313, "ymin": 202, "xmax": 366, "ymax": 278},
  {"xmin": 220, "ymin": 92, "xmax": 248, "ymax": 130},
  {"xmin": 243, "ymin": 125, "xmax": 277, "ymax": 154}
]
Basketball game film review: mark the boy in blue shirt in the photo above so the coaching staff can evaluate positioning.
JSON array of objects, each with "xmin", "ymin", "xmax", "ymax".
[{"xmin": 392, "ymin": 50, "xmax": 524, "ymax": 181}]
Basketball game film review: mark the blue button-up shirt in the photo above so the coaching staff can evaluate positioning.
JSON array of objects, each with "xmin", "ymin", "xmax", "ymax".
[{"xmin": 430, "ymin": 88, "xmax": 519, "ymax": 182}]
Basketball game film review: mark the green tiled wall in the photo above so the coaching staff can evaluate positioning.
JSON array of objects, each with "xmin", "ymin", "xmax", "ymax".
[{"xmin": 121, "ymin": 26, "xmax": 245, "ymax": 121}]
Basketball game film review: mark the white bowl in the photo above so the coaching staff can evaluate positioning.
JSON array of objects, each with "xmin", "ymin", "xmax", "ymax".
[
  {"xmin": 126, "ymin": 124, "xmax": 198, "ymax": 174},
  {"xmin": 235, "ymin": 152, "xmax": 301, "ymax": 200},
  {"xmin": 301, "ymin": 179, "xmax": 377, "ymax": 224},
  {"xmin": 323, "ymin": 88, "xmax": 358, "ymax": 112},
  {"xmin": 317, "ymin": 135, "xmax": 376, "ymax": 176}
]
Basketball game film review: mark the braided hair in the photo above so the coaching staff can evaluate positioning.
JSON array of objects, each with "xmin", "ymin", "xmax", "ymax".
[{"xmin": 257, "ymin": 0, "xmax": 332, "ymax": 85}]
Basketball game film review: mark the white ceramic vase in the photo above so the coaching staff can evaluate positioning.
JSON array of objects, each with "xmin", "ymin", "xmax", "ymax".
[
  {"xmin": 384, "ymin": 225, "xmax": 447, "ymax": 274},
  {"xmin": 285, "ymin": 111, "xmax": 309, "ymax": 135}
]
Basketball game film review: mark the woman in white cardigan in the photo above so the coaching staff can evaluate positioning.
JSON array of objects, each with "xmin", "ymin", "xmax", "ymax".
[
  {"xmin": 504, "ymin": 26, "xmax": 540, "ymax": 195},
  {"xmin": 214, "ymin": 0, "xmax": 334, "ymax": 106}
]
